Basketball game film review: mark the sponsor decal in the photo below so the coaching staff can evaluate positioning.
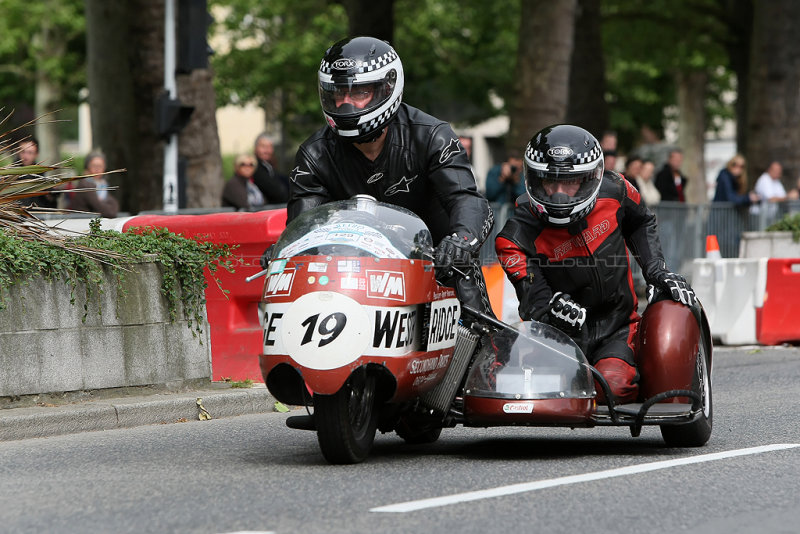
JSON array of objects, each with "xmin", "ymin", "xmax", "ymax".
[
  {"xmin": 385, "ymin": 175, "xmax": 417, "ymax": 196},
  {"xmin": 503, "ymin": 402, "xmax": 534, "ymax": 414},
  {"xmin": 366, "ymin": 270, "xmax": 405, "ymax": 300},
  {"xmin": 269, "ymin": 259, "xmax": 287, "ymax": 274},
  {"xmin": 553, "ymin": 219, "xmax": 610, "ymax": 260},
  {"xmin": 373, "ymin": 308, "xmax": 418, "ymax": 349},
  {"xmin": 265, "ymin": 268, "xmax": 295, "ymax": 297},
  {"xmin": 337, "ymin": 260, "xmax": 361, "ymax": 273},
  {"xmin": 308, "ymin": 262, "xmax": 328, "ymax": 273},
  {"xmin": 547, "ymin": 146, "xmax": 574, "ymax": 158},
  {"xmin": 438, "ymin": 137, "xmax": 462, "ymax": 163},
  {"xmin": 427, "ymin": 298, "xmax": 460, "ymax": 350},
  {"xmin": 332, "ymin": 58, "xmax": 356, "ymax": 69},
  {"xmin": 409, "ymin": 354, "xmax": 450, "ymax": 375},
  {"xmin": 340, "ymin": 277, "xmax": 364, "ymax": 291},
  {"xmin": 367, "ymin": 172, "xmax": 384, "ymax": 184}
]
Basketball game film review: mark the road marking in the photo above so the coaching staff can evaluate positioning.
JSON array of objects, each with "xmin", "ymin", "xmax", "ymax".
[{"xmin": 371, "ymin": 443, "xmax": 800, "ymax": 513}]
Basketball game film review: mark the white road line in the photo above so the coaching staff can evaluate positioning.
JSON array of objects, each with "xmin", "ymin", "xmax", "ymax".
[{"xmin": 371, "ymin": 443, "xmax": 800, "ymax": 513}]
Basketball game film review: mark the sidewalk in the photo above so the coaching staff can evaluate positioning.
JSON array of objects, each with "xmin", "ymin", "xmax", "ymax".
[{"xmin": 0, "ymin": 381, "xmax": 278, "ymax": 441}]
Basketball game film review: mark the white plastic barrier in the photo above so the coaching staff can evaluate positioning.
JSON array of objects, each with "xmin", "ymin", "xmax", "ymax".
[{"xmin": 692, "ymin": 258, "xmax": 768, "ymax": 345}]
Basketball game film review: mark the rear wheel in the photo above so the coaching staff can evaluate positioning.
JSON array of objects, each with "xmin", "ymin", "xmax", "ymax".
[
  {"xmin": 660, "ymin": 339, "xmax": 712, "ymax": 447},
  {"xmin": 314, "ymin": 368, "xmax": 378, "ymax": 464},
  {"xmin": 395, "ymin": 415, "xmax": 442, "ymax": 444}
]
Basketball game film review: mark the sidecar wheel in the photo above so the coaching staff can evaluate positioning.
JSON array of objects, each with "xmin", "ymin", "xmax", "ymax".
[
  {"xmin": 395, "ymin": 416, "xmax": 442, "ymax": 445},
  {"xmin": 314, "ymin": 369, "xmax": 378, "ymax": 464},
  {"xmin": 660, "ymin": 339, "xmax": 712, "ymax": 447}
]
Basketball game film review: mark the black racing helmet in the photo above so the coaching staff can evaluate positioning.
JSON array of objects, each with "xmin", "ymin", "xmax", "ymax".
[
  {"xmin": 319, "ymin": 36, "xmax": 404, "ymax": 143},
  {"xmin": 524, "ymin": 124, "xmax": 604, "ymax": 226}
]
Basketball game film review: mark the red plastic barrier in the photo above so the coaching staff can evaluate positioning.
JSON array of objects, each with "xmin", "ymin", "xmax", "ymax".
[
  {"xmin": 122, "ymin": 209, "xmax": 287, "ymax": 380},
  {"xmin": 756, "ymin": 258, "xmax": 800, "ymax": 346}
]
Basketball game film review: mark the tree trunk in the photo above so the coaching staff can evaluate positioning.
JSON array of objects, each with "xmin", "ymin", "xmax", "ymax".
[
  {"xmin": 746, "ymin": 0, "xmax": 800, "ymax": 190},
  {"xmin": 721, "ymin": 0, "xmax": 753, "ymax": 156},
  {"xmin": 341, "ymin": 0, "xmax": 394, "ymax": 43},
  {"xmin": 177, "ymin": 69, "xmax": 223, "ymax": 208},
  {"xmin": 86, "ymin": 0, "xmax": 165, "ymax": 214},
  {"xmin": 507, "ymin": 0, "xmax": 577, "ymax": 154},
  {"xmin": 676, "ymin": 69, "xmax": 707, "ymax": 204},
  {"xmin": 566, "ymin": 0, "xmax": 608, "ymax": 141},
  {"xmin": 33, "ymin": 10, "xmax": 64, "ymax": 166}
]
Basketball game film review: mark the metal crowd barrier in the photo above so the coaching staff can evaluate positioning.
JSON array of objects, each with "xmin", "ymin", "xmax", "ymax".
[{"xmin": 479, "ymin": 199, "xmax": 800, "ymax": 279}]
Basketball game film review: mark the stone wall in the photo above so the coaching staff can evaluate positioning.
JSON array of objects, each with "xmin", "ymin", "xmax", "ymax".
[{"xmin": 0, "ymin": 261, "xmax": 211, "ymax": 397}]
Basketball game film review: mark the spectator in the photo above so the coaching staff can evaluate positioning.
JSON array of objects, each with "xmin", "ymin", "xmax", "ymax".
[
  {"xmin": 600, "ymin": 130, "xmax": 618, "ymax": 172},
  {"xmin": 623, "ymin": 156, "xmax": 642, "ymax": 182},
  {"xmin": 15, "ymin": 137, "xmax": 57, "ymax": 209},
  {"xmin": 713, "ymin": 154, "xmax": 757, "ymax": 206},
  {"xmin": 222, "ymin": 154, "xmax": 265, "ymax": 211},
  {"xmin": 753, "ymin": 161, "xmax": 787, "ymax": 202},
  {"xmin": 635, "ymin": 159, "xmax": 661, "ymax": 207},
  {"xmin": 252, "ymin": 134, "xmax": 289, "ymax": 204},
  {"xmin": 485, "ymin": 154, "xmax": 525, "ymax": 205},
  {"xmin": 654, "ymin": 149, "xmax": 688, "ymax": 202},
  {"xmin": 67, "ymin": 151, "xmax": 119, "ymax": 218}
]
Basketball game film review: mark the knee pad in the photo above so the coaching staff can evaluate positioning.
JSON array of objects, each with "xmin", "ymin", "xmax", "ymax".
[{"xmin": 594, "ymin": 358, "xmax": 639, "ymax": 404}]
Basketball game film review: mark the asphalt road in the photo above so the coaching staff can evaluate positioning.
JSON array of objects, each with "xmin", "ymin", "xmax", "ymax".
[{"xmin": 0, "ymin": 346, "xmax": 798, "ymax": 534}]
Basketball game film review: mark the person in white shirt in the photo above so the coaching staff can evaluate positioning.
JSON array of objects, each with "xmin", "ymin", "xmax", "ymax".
[{"xmin": 752, "ymin": 161, "xmax": 786, "ymax": 217}]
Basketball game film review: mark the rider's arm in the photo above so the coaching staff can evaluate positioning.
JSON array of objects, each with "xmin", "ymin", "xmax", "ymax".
[
  {"xmin": 495, "ymin": 230, "xmax": 552, "ymax": 320},
  {"xmin": 286, "ymin": 145, "xmax": 331, "ymax": 223},
  {"xmin": 426, "ymin": 123, "xmax": 494, "ymax": 245}
]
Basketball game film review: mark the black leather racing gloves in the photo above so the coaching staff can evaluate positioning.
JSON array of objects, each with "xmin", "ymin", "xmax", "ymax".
[
  {"xmin": 531, "ymin": 291, "xmax": 587, "ymax": 336},
  {"xmin": 434, "ymin": 232, "xmax": 480, "ymax": 281},
  {"xmin": 647, "ymin": 271, "xmax": 696, "ymax": 307}
]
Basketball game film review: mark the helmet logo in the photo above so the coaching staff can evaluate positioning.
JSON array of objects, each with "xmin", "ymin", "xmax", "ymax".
[
  {"xmin": 332, "ymin": 58, "xmax": 356, "ymax": 70},
  {"xmin": 547, "ymin": 146, "xmax": 573, "ymax": 159}
]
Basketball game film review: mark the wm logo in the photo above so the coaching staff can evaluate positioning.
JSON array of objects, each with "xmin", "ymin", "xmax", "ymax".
[{"xmin": 367, "ymin": 271, "xmax": 405, "ymax": 301}]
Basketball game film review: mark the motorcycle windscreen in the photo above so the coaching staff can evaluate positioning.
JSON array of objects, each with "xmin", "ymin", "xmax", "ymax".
[
  {"xmin": 274, "ymin": 197, "xmax": 433, "ymax": 260},
  {"xmin": 465, "ymin": 321, "xmax": 594, "ymax": 400}
]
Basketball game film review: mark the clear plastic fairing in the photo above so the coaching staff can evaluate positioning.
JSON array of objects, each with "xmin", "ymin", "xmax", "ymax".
[
  {"xmin": 465, "ymin": 321, "xmax": 594, "ymax": 400},
  {"xmin": 274, "ymin": 196, "xmax": 433, "ymax": 260}
]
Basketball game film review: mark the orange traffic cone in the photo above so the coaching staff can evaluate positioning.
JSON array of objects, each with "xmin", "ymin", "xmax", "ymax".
[{"xmin": 706, "ymin": 235, "xmax": 721, "ymax": 260}]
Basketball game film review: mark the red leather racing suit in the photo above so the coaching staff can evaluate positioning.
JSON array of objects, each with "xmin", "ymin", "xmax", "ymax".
[{"xmin": 495, "ymin": 171, "xmax": 669, "ymax": 372}]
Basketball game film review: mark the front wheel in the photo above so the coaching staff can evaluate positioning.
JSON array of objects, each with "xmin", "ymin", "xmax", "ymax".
[
  {"xmin": 660, "ymin": 338, "xmax": 712, "ymax": 447},
  {"xmin": 314, "ymin": 368, "xmax": 378, "ymax": 464}
]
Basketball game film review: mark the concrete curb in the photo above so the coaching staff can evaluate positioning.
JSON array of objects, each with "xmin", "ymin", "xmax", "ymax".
[{"xmin": 0, "ymin": 387, "xmax": 277, "ymax": 441}]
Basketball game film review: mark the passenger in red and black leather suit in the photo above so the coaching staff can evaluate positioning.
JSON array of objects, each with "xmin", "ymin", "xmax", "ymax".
[{"xmin": 495, "ymin": 125, "xmax": 696, "ymax": 403}]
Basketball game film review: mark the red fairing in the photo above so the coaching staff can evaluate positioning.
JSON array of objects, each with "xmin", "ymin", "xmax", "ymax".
[
  {"xmin": 259, "ymin": 255, "xmax": 460, "ymax": 399},
  {"xmin": 636, "ymin": 300, "xmax": 700, "ymax": 401}
]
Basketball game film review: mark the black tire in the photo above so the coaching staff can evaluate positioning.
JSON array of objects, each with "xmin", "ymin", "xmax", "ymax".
[
  {"xmin": 660, "ymin": 338, "xmax": 713, "ymax": 447},
  {"xmin": 314, "ymin": 369, "xmax": 378, "ymax": 464},
  {"xmin": 395, "ymin": 416, "xmax": 443, "ymax": 445}
]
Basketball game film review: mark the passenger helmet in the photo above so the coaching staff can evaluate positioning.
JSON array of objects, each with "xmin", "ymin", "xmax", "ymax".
[
  {"xmin": 524, "ymin": 124, "xmax": 604, "ymax": 226},
  {"xmin": 319, "ymin": 36, "xmax": 404, "ymax": 143}
]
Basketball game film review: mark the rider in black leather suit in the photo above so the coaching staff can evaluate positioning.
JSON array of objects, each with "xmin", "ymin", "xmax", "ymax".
[
  {"xmin": 495, "ymin": 125, "xmax": 696, "ymax": 403},
  {"xmin": 282, "ymin": 36, "xmax": 495, "ymax": 315}
]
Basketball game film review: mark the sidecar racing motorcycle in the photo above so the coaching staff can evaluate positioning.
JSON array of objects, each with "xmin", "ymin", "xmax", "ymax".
[{"xmin": 258, "ymin": 196, "xmax": 712, "ymax": 464}]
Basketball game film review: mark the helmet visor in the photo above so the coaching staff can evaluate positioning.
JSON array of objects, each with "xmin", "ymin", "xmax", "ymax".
[
  {"xmin": 526, "ymin": 164, "xmax": 603, "ymax": 207},
  {"xmin": 319, "ymin": 76, "xmax": 393, "ymax": 118}
]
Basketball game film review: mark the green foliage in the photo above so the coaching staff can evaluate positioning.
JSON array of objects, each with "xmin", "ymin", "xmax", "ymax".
[
  {"xmin": 212, "ymin": 0, "xmax": 349, "ymax": 145},
  {"xmin": 0, "ymin": 221, "xmax": 235, "ymax": 336},
  {"xmin": 766, "ymin": 213, "xmax": 800, "ymax": 242},
  {"xmin": 0, "ymin": 0, "xmax": 86, "ymax": 108},
  {"xmin": 601, "ymin": 0, "xmax": 734, "ymax": 151},
  {"xmin": 211, "ymin": 0, "xmax": 519, "ymax": 146}
]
